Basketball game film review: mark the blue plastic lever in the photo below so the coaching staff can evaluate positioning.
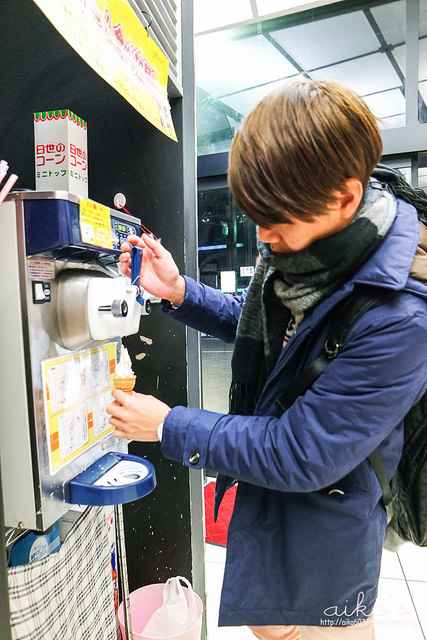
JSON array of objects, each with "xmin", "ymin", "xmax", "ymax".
[{"xmin": 131, "ymin": 246, "xmax": 145, "ymax": 306}]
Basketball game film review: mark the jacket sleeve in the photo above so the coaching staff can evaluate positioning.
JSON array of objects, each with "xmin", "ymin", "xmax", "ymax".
[
  {"xmin": 162, "ymin": 275, "xmax": 247, "ymax": 343},
  {"xmin": 161, "ymin": 306, "xmax": 427, "ymax": 493}
]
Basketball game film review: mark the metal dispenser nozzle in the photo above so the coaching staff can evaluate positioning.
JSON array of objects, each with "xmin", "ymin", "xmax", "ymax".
[{"xmin": 98, "ymin": 299, "xmax": 129, "ymax": 317}]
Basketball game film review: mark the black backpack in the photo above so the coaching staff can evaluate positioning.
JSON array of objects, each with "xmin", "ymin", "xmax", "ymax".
[
  {"xmin": 277, "ymin": 167, "xmax": 427, "ymax": 552},
  {"xmin": 371, "ymin": 164, "xmax": 427, "ymax": 225}
]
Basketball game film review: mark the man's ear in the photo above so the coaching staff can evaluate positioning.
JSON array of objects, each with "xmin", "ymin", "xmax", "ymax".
[{"xmin": 337, "ymin": 178, "xmax": 364, "ymax": 221}]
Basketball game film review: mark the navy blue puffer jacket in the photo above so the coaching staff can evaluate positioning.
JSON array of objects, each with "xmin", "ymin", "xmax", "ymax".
[{"xmin": 161, "ymin": 200, "xmax": 427, "ymax": 627}]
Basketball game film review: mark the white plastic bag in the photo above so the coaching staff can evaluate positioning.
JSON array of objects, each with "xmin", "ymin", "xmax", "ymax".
[{"xmin": 140, "ymin": 576, "xmax": 199, "ymax": 637}]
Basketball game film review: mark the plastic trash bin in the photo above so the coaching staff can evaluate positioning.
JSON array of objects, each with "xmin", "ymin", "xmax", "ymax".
[{"xmin": 118, "ymin": 582, "xmax": 203, "ymax": 640}]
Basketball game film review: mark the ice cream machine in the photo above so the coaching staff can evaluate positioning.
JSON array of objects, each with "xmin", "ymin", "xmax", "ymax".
[{"xmin": 0, "ymin": 190, "xmax": 154, "ymax": 532}]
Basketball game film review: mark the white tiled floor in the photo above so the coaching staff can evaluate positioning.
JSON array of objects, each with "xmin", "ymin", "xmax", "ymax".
[{"xmin": 205, "ymin": 543, "xmax": 427, "ymax": 639}]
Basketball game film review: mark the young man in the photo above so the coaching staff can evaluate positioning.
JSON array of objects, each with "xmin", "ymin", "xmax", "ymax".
[{"xmin": 107, "ymin": 79, "xmax": 427, "ymax": 639}]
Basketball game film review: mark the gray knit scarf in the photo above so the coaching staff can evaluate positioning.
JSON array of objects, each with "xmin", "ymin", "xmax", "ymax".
[{"xmin": 229, "ymin": 185, "xmax": 396, "ymax": 416}]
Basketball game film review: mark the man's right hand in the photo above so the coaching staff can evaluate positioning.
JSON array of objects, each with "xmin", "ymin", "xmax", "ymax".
[{"xmin": 119, "ymin": 233, "xmax": 186, "ymax": 306}]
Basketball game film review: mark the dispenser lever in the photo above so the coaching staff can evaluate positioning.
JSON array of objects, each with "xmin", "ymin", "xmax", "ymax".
[
  {"xmin": 98, "ymin": 299, "xmax": 129, "ymax": 317},
  {"xmin": 131, "ymin": 246, "xmax": 147, "ymax": 309}
]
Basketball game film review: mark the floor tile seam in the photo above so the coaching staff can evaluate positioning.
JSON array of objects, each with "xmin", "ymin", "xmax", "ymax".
[{"xmin": 396, "ymin": 554, "xmax": 427, "ymax": 640}]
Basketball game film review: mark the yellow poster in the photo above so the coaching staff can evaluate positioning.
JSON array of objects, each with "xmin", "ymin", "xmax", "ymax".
[
  {"xmin": 33, "ymin": 0, "xmax": 177, "ymax": 141},
  {"xmin": 41, "ymin": 343, "xmax": 117, "ymax": 474}
]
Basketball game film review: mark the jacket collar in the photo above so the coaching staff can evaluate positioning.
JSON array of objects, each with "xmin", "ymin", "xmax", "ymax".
[{"xmin": 352, "ymin": 198, "xmax": 420, "ymax": 290}]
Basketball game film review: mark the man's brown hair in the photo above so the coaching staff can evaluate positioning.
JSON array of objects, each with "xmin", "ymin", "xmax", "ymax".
[{"xmin": 228, "ymin": 79, "xmax": 383, "ymax": 226}]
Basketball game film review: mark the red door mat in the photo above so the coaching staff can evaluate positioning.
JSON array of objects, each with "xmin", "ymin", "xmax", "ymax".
[{"xmin": 204, "ymin": 480, "xmax": 237, "ymax": 547}]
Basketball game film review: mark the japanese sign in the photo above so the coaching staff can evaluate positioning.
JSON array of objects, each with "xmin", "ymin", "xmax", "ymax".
[
  {"xmin": 33, "ymin": 0, "xmax": 176, "ymax": 141},
  {"xmin": 34, "ymin": 109, "xmax": 88, "ymax": 197},
  {"xmin": 41, "ymin": 343, "xmax": 116, "ymax": 474}
]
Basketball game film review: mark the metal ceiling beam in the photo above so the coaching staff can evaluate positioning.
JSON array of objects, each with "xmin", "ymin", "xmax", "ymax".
[{"xmin": 406, "ymin": 0, "xmax": 420, "ymax": 126}]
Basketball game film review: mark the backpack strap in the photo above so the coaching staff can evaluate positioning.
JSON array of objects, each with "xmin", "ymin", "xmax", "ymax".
[
  {"xmin": 368, "ymin": 449, "xmax": 394, "ymax": 521},
  {"xmin": 276, "ymin": 286, "xmax": 394, "ymax": 515},
  {"xmin": 277, "ymin": 287, "xmax": 387, "ymax": 412}
]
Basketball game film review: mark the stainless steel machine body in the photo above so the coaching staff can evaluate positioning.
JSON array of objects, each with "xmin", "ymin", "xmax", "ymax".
[{"xmin": 0, "ymin": 191, "xmax": 144, "ymax": 531}]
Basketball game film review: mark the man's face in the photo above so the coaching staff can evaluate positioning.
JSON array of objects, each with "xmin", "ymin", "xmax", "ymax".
[{"xmin": 257, "ymin": 206, "xmax": 351, "ymax": 254}]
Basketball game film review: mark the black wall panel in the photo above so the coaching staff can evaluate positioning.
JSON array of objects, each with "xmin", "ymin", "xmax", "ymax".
[{"xmin": 0, "ymin": 0, "xmax": 194, "ymax": 609}]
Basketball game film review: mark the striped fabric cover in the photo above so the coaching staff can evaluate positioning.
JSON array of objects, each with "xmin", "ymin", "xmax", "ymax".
[{"xmin": 8, "ymin": 506, "xmax": 116, "ymax": 640}]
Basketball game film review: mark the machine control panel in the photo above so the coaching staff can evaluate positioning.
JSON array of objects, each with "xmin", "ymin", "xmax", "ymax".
[{"xmin": 111, "ymin": 218, "xmax": 139, "ymax": 250}]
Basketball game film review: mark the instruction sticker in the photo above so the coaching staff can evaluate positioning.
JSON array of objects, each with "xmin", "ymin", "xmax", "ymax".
[
  {"xmin": 41, "ymin": 343, "xmax": 117, "ymax": 474},
  {"xmin": 79, "ymin": 198, "xmax": 113, "ymax": 248}
]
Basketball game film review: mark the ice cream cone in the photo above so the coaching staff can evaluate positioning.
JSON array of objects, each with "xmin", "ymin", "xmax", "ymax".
[{"xmin": 114, "ymin": 376, "xmax": 136, "ymax": 394}]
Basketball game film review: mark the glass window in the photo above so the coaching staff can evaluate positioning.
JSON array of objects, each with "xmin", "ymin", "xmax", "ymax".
[
  {"xmin": 198, "ymin": 184, "xmax": 256, "ymax": 417},
  {"xmin": 419, "ymin": 0, "xmax": 427, "ymax": 123},
  {"xmin": 198, "ymin": 185, "xmax": 257, "ymax": 293},
  {"xmin": 384, "ymin": 159, "xmax": 412, "ymax": 184},
  {"xmin": 419, "ymin": 152, "xmax": 427, "ymax": 191}
]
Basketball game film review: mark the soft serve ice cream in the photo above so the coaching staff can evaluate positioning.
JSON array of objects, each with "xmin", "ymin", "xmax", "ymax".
[{"xmin": 114, "ymin": 345, "xmax": 136, "ymax": 393}]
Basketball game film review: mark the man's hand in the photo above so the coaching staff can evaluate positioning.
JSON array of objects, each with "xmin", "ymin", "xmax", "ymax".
[
  {"xmin": 119, "ymin": 234, "xmax": 186, "ymax": 306},
  {"xmin": 107, "ymin": 390, "xmax": 171, "ymax": 442}
]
